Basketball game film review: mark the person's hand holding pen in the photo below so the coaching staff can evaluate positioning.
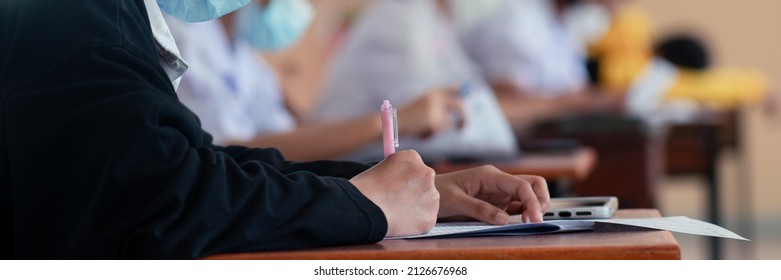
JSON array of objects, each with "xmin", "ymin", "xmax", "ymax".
[
  {"xmin": 350, "ymin": 150, "xmax": 551, "ymax": 238},
  {"xmin": 396, "ymin": 87, "xmax": 466, "ymax": 139},
  {"xmin": 350, "ymin": 99, "xmax": 549, "ymax": 238},
  {"xmin": 350, "ymin": 150, "xmax": 440, "ymax": 237}
]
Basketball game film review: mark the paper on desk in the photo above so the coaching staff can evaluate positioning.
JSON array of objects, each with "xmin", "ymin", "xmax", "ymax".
[
  {"xmin": 599, "ymin": 216, "xmax": 749, "ymax": 241},
  {"xmin": 386, "ymin": 220, "xmax": 595, "ymax": 239},
  {"xmin": 389, "ymin": 216, "xmax": 748, "ymax": 241},
  {"xmin": 385, "ymin": 220, "xmax": 589, "ymax": 239}
]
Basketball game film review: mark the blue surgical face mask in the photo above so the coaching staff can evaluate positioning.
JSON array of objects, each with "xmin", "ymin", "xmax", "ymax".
[
  {"xmin": 235, "ymin": 0, "xmax": 314, "ymax": 51},
  {"xmin": 157, "ymin": 0, "xmax": 251, "ymax": 22}
]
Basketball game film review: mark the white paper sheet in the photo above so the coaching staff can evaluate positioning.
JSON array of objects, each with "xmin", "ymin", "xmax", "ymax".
[{"xmin": 389, "ymin": 216, "xmax": 748, "ymax": 241}]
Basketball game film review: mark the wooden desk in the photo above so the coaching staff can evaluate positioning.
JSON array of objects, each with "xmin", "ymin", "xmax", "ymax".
[
  {"xmin": 527, "ymin": 111, "xmax": 741, "ymax": 259},
  {"xmin": 205, "ymin": 209, "xmax": 680, "ymax": 260},
  {"xmin": 664, "ymin": 110, "xmax": 743, "ymax": 260},
  {"xmin": 431, "ymin": 147, "xmax": 597, "ymax": 181}
]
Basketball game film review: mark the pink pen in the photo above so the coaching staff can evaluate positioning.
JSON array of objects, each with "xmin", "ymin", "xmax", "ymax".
[{"xmin": 381, "ymin": 100, "xmax": 398, "ymax": 157}]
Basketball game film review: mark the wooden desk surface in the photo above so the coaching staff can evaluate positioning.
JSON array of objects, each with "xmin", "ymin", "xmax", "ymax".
[
  {"xmin": 205, "ymin": 209, "xmax": 680, "ymax": 260},
  {"xmin": 432, "ymin": 147, "xmax": 597, "ymax": 181}
]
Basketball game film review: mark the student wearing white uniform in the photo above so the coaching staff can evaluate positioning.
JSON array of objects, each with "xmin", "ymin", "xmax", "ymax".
[
  {"xmin": 454, "ymin": 0, "xmax": 623, "ymax": 132},
  {"xmin": 166, "ymin": 0, "xmax": 465, "ymax": 161},
  {"xmin": 310, "ymin": 0, "xmax": 519, "ymax": 163},
  {"xmin": 165, "ymin": 12, "xmax": 297, "ymax": 145},
  {"xmin": 459, "ymin": 0, "xmax": 588, "ymax": 98}
]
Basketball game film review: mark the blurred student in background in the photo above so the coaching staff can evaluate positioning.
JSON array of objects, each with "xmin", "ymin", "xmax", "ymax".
[
  {"xmin": 457, "ymin": 0, "xmax": 775, "ymax": 131},
  {"xmin": 309, "ymin": 0, "xmax": 519, "ymax": 163},
  {"xmin": 562, "ymin": 0, "xmax": 777, "ymax": 127},
  {"xmin": 460, "ymin": 0, "xmax": 585, "ymax": 98},
  {"xmin": 165, "ymin": 0, "xmax": 465, "ymax": 161},
  {"xmin": 456, "ymin": 0, "xmax": 623, "ymax": 134}
]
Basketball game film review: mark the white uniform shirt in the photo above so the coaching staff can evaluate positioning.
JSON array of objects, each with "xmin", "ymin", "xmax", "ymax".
[
  {"xmin": 459, "ymin": 0, "xmax": 587, "ymax": 97},
  {"xmin": 311, "ymin": 0, "xmax": 518, "ymax": 162},
  {"xmin": 143, "ymin": 0, "xmax": 188, "ymax": 90},
  {"xmin": 163, "ymin": 16, "xmax": 296, "ymax": 145}
]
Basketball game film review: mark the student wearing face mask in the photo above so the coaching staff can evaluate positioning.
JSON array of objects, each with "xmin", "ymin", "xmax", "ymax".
[
  {"xmin": 165, "ymin": 0, "xmax": 465, "ymax": 161},
  {"xmin": 0, "ymin": 0, "xmax": 549, "ymax": 259}
]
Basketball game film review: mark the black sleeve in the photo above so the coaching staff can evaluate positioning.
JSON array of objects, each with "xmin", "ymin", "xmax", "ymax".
[
  {"xmin": 1, "ymin": 0, "xmax": 386, "ymax": 259},
  {"xmin": 213, "ymin": 145, "xmax": 374, "ymax": 179}
]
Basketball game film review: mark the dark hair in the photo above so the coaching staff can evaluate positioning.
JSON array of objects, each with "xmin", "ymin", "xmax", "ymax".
[{"xmin": 654, "ymin": 34, "xmax": 711, "ymax": 70}]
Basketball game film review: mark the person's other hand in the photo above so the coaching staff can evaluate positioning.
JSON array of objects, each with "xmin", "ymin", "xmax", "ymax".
[
  {"xmin": 349, "ymin": 150, "xmax": 440, "ymax": 237},
  {"xmin": 397, "ymin": 88, "xmax": 465, "ymax": 139},
  {"xmin": 435, "ymin": 166, "xmax": 550, "ymax": 225}
]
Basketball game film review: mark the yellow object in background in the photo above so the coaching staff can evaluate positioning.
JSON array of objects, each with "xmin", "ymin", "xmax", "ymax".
[
  {"xmin": 668, "ymin": 68, "xmax": 768, "ymax": 110},
  {"xmin": 589, "ymin": 6, "xmax": 768, "ymax": 109}
]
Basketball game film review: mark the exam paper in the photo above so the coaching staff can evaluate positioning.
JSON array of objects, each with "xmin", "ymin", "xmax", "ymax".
[
  {"xmin": 599, "ymin": 216, "xmax": 749, "ymax": 241},
  {"xmin": 389, "ymin": 216, "xmax": 748, "ymax": 240}
]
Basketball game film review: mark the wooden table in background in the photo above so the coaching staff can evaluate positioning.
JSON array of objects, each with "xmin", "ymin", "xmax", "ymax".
[
  {"xmin": 432, "ymin": 147, "xmax": 597, "ymax": 182},
  {"xmin": 205, "ymin": 209, "xmax": 680, "ymax": 260},
  {"xmin": 664, "ymin": 110, "xmax": 743, "ymax": 260}
]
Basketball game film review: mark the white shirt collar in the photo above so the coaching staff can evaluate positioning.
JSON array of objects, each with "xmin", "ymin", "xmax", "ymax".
[{"xmin": 143, "ymin": 0, "xmax": 189, "ymax": 90}]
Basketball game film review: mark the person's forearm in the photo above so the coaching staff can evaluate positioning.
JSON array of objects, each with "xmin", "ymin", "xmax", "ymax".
[
  {"xmin": 496, "ymin": 93, "xmax": 560, "ymax": 125},
  {"xmin": 233, "ymin": 113, "xmax": 384, "ymax": 161}
]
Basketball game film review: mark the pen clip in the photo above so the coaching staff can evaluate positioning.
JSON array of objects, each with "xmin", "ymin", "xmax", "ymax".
[{"xmin": 392, "ymin": 107, "xmax": 398, "ymax": 148}]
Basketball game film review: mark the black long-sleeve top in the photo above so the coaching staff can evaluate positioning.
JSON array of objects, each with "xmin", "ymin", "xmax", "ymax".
[{"xmin": 0, "ymin": 0, "xmax": 387, "ymax": 259}]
